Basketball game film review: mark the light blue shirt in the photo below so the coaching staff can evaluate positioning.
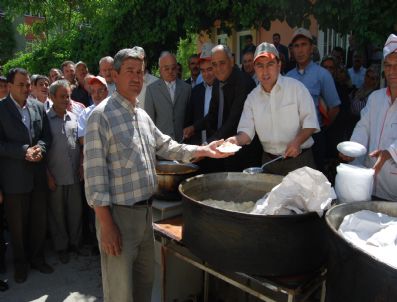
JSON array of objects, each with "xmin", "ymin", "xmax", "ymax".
[
  {"xmin": 78, "ymin": 104, "xmax": 96, "ymax": 138},
  {"xmin": 286, "ymin": 61, "xmax": 341, "ymax": 126},
  {"xmin": 348, "ymin": 66, "xmax": 366, "ymax": 89}
]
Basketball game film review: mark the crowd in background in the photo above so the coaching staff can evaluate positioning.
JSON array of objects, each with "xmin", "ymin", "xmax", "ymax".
[{"xmin": 0, "ymin": 28, "xmax": 390, "ymax": 295}]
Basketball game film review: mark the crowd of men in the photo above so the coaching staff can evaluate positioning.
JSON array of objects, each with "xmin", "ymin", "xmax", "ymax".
[{"xmin": 0, "ymin": 28, "xmax": 396, "ymax": 301}]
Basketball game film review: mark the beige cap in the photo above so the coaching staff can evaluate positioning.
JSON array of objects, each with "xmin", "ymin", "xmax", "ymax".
[
  {"xmin": 291, "ymin": 28, "xmax": 313, "ymax": 43},
  {"xmin": 383, "ymin": 34, "xmax": 397, "ymax": 59},
  {"xmin": 253, "ymin": 42, "xmax": 279, "ymax": 62},
  {"xmin": 199, "ymin": 42, "xmax": 215, "ymax": 62},
  {"xmin": 89, "ymin": 76, "xmax": 108, "ymax": 88}
]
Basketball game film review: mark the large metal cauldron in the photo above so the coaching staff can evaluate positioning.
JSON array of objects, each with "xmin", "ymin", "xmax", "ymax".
[
  {"xmin": 325, "ymin": 201, "xmax": 397, "ymax": 302},
  {"xmin": 179, "ymin": 172, "xmax": 327, "ymax": 276},
  {"xmin": 155, "ymin": 161, "xmax": 199, "ymax": 200}
]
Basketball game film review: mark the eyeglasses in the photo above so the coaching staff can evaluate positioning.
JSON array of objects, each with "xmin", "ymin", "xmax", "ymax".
[{"xmin": 90, "ymin": 88, "xmax": 106, "ymax": 94}]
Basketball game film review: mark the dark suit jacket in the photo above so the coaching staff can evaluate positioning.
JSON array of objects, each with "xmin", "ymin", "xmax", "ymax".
[
  {"xmin": 0, "ymin": 96, "xmax": 52, "ymax": 194},
  {"xmin": 185, "ymin": 78, "xmax": 192, "ymax": 86},
  {"xmin": 195, "ymin": 66, "xmax": 255, "ymax": 142},
  {"xmin": 145, "ymin": 78, "xmax": 191, "ymax": 142},
  {"xmin": 185, "ymin": 83, "xmax": 207, "ymax": 145},
  {"xmin": 196, "ymin": 66, "xmax": 262, "ymax": 171},
  {"xmin": 276, "ymin": 43, "xmax": 290, "ymax": 63}
]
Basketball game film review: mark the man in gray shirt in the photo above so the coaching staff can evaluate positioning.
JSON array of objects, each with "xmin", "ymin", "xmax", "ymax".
[{"xmin": 46, "ymin": 80, "xmax": 83, "ymax": 264}]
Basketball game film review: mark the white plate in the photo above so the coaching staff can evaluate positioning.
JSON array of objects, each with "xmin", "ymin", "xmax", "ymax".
[
  {"xmin": 216, "ymin": 143, "xmax": 242, "ymax": 153},
  {"xmin": 337, "ymin": 141, "xmax": 367, "ymax": 157}
]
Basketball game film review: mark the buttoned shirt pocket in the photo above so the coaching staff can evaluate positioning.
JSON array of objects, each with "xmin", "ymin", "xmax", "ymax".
[
  {"xmin": 114, "ymin": 133, "xmax": 139, "ymax": 169},
  {"xmin": 66, "ymin": 126, "xmax": 78, "ymax": 149},
  {"xmin": 389, "ymin": 162, "xmax": 397, "ymax": 175}
]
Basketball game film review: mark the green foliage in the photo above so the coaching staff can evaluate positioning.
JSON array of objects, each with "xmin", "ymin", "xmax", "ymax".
[
  {"xmin": 312, "ymin": 0, "xmax": 397, "ymax": 46},
  {"xmin": 0, "ymin": 17, "xmax": 16, "ymax": 65},
  {"xmin": 176, "ymin": 33, "xmax": 199, "ymax": 80},
  {"xmin": 3, "ymin": 33, "xmax": 73, "ymax": 75},
  {"xmin": 2, "ymin": 0, "xmax": 396, "ymax": 77}
]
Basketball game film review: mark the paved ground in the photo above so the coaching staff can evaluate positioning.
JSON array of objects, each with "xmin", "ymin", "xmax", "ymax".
[{"xmin": 0, "ymin": 243, "xmax": 103, "ymax": 302}]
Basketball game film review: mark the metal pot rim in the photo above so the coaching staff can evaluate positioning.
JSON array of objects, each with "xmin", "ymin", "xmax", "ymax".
[
  {"xmin": 325, "ymin": 201, "xmax": 397, "ymax": 272},
  {"xmin": 179, "ymin": 172, "xmax": 319, "ymax": 219},
  {"xmin": 156, "ymin": 161, "xmax": 199, "ymax": 175}
]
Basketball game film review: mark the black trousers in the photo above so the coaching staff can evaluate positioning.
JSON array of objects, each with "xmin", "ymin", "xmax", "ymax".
[{"xmin": 4, "ymin": 190, "xmax": 48, "ymax": 271}]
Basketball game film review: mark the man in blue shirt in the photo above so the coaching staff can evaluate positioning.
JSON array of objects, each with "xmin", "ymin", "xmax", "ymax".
[{"xmin": 287, "ymin": 28, "xmax": 341, "ymax": 172}]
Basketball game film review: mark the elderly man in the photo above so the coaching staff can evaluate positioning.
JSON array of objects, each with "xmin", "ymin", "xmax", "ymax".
[
  {"xmin": 99, "ymin": 56, "xmax": 116, "ymax": 95},
  {"xmin": 61, "ymin": 60, "xmax": 76, "ymax": 86},
  {"xmin": 71, "ymin": 61, "xmax": 91, "ymax": 107},
  {"xmin": 227, "ymin": 43, "xmax": 319, "ymax": 175},
  {"xmin": 0, "ymin": 68, "xmax": 53, "ymax": 283},
  {"xmin": 287, "ymin": 28, "xmax": 341, "ymax": 172},
  {"xmin": 184, "ymin": 43, "xmax": 216, "ymax": 146},
  {"xmin": 134, "ymin": 46, "xmax": 158, "ymax": 109},
  {"xmin": 192, "ymin": 44, "xmax": 262, "ymax": 171},
  {"xmin": 145, "ymin": 51, "xmax": 191, "ymax": 142},
  {"xmin": 340, "ymin": 34, "xmax": 397, "ymax": 201},
  {"xmin": 78, "ymin": 76, "xmax": 108, "ymax": 144},
  {"xmin": 84, "ymin": 47, "xmax": 231, "ymax": 302},
  {"xmin": 46, "ymin": 80, "xmax": 83, "ymax": 264}
]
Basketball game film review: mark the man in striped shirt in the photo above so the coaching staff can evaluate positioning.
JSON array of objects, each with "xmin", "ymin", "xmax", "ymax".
[{"xmin": 84, "ymin": 47, "xmax": 232, "ymax": 302}]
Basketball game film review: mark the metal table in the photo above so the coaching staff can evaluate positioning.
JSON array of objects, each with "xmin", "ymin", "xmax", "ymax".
[{"xmin": 153, "ymin": 216, "xmax": 326, "ymax": 302}]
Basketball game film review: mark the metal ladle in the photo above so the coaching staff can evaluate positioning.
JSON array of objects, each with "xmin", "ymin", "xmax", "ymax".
[{"xmin": 243, "ymin": 155, "xmax": 284, "ymax": 174}]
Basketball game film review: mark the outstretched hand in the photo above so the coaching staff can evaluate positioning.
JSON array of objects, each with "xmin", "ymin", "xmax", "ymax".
[
  {"xmin": 370, "ymin": 149, "xmax": 391, "ymax": 175},
  {"xmin": 195, "ymin": 139, "xmax": 235, "ymax": 159}
]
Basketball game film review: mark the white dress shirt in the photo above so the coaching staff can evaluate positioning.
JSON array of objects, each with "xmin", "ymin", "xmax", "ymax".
[
  {"xmin": 350, "ymin": 88, "xmax": 397, "ymax": 201},
  {"xmin": 202, "ymin": 82, "xmax": 213, "ymax": 143},
  {"xmin": 137, "ymin": 72, "xmax": 158, "ymax": 109},
  {"xmin": 237, "ymin": 75, "xmax": 319, "ymax": 155},
  {"xmin": 11, "ymin": 94, "xmax": 32, "ymax": 142},
  {"xmin": 165, "ymin": 80, "xmax": 176, "ymax": 103}
]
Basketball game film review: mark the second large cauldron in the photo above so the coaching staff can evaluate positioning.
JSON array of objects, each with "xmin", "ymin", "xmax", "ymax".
[
  {"xmin": 325, "ymin": 201, "xmax": 397, "ymax": 302},
  {"xmin": 179, "ymin": 172, "xmax": 327, "ymax": 276}
]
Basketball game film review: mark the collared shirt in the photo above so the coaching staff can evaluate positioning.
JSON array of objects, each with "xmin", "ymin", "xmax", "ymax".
[
  {"xmin": 29, "ymin": 95, "xmax": 53, "ymax": 112},
  {"xmin": 237, "ymin": 75, "xmax": 319, "ymax": 155},
  {"xmin": 348, "ymin": 66, "xmax": 366, "ymax": 89},
  {"xmin": 287, "ymin": 61, "xmax": 341, "ymax": 126},
  {"xmin": 84, "ymin": 91, "xmax": 198, "ymax": 207},
  {"xmin": 78, "ymin": 104, "xmax": 96, "ymax": 138},
  {"xmin": 44, "ymin": 98, "xmax": 53, "ymax": 111},
  {"xmin": 164, "ymin": 80, "xmax": 176, "ymax": 102},
  {"xmin": 69, "ymin": 100, "xmax": 86, "ymax": 117},
  {"xmin": 107, "ymin": 82, "xmax": 116, "ymax": 96},
  {"xmin": 188, "ymin": 74, "xmax": 203, "ymax": 88},
  {"xmin": 350, "ymin": 88, "xmax": 397, "ymax": 201},
  {"xmin": 47, "ymin": 108, "xmax": 80, "ymax": 185},
  {"xmin": 11, "ymin": 94, "xmax": 32, "ymax": 142},
  {"xmin": 137, "ymin": 72, "xmax": 158, "ymax": 109}
]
